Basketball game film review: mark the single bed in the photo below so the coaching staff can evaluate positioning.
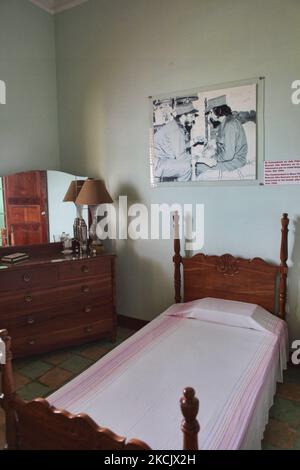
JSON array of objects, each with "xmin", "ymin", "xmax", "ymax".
[{"xmin": 0, "ymin": 213, "xmax": 289, "ymax": 450}]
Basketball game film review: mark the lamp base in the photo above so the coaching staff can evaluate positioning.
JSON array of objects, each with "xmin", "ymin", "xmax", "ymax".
[{"xmin": 90, "ymin": 240, "xmax": 104, "ymax": 255}]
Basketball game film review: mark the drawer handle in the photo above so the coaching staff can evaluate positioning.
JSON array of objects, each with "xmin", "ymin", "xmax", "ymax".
[
  {"xmin": 85, "ymin": 326, "xmax": 93, "ymax": 334},
  {"xmin": 27, "ymin": 316, "xmax": 35, "ymax": 325},
  {"xmin": 81, "ymin": 265, "xmax": 89, "ymax": 274},
  {"xmin": 24, "ymin": 295, "xmax": 33, "ymax": 303},
  {"xmin": 23, "ymin": 273, "xmax": 31, "ymax": 283},
  {"xmin": 84, "ymin": 306, "xmax": 92, "ymax": 313},
  {"xmin": 81, "ymin": 286, "xmax": 90, "ymax": 294},
  {"xmin": 28, "ymin": 340, "xmax": 35, "ymax": 346}
]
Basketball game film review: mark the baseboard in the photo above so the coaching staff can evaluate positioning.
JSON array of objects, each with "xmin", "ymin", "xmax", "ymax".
[
  {"xmin": 288, "ymin": 360, "xmax": 300, "ymax": 368},
  {"xmin": 117, "ymin": 315, "xmax": 149, "ymax": 331}
]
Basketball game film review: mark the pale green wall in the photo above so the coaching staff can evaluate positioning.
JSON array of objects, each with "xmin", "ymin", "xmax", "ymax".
[
  {"xmin": 55, "ymin": 0, "xmax": 300, "ymax": 340},
  {"xmin": 0, "ymin": 0, "xmax": 59, "ymax": 175},
  {"xmin": 1, "ymin": 1, "xmax": 299, "ymax": 340}
]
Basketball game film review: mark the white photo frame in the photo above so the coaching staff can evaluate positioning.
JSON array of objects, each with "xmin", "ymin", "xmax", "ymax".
[{"xmin": 149, "ymin": 77, "xmax": 264, "ymax": 187}]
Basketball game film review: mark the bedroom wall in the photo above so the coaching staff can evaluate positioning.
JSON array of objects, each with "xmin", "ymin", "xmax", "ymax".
[
  {"xmin": 0, "ymin": 0, "xmax": 59, "ymax": 176},
  {"xmin": 55, "ymin": 0, "xmax": 300, "ymax": 340}
]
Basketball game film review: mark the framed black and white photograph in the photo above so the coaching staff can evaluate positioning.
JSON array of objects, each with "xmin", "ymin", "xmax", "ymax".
[{"xmin": 149, "ymin": 78, "xmax": 264, "ymax": 186}]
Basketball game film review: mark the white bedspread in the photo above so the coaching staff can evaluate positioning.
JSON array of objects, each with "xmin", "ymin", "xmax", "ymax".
[{"xmin": 48, "ymin": 308, "xmax": 288, "ymax": 450}]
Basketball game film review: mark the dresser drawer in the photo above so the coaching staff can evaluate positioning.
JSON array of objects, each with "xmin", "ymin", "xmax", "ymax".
[
  {"xmin": 3, "ymin": 297, "xmax": 113, "ymax": 334},
  {"xmin": 58, "ymin": 257, "xmax": 111, "ymax": 280},
  {"xmin": 0, "ymin": 249, "xmax": 116, "ymax": 358},
  {"xmin": 12, "ymin": 318, "xmax": 114, "ymax": 357},
  {"xmin": 0, "ymin": 265, "xmax": 58, "ymax": 292},
  {"xmin": 0, "ymin": 278, "xmax": 113, "ymax": 316}
]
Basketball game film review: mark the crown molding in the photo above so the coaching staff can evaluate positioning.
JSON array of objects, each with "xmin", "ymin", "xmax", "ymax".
[{"xmin": 29, "ymin": 0, "xmax": 88, "ymax": 15}]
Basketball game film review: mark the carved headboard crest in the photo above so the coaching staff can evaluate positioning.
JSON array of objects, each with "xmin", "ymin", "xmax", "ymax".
[{"xmin": 216, "ymin": 254, "xmax": 239, "ymax": 276}]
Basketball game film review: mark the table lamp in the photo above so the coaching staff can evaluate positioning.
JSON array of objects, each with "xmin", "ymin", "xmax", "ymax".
[
  {"xmin": 75, "ymin": 179, "xmax": 113, "ymax": 252},
  {"xmin": 63, "ymin": 179, "xmax": 87, "ymax": 248}
]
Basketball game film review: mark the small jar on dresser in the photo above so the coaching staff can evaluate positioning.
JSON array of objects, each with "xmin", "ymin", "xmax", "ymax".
[{"xmin": 0, "ymin": 243, "xmax": 117, "ymax": 358}]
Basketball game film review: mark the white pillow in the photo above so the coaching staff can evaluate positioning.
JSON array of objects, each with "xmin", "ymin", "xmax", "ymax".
[{"xmin": 166, "ymin": 297, "xmax": 281, "ymax": 334}]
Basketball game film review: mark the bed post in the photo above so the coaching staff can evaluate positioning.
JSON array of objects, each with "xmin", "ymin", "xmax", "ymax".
[
  {"xmin": 173, "ymin": 211, "xmax": 182, "ymax": 303},
  {"xmin": 279, "ymin": 213, "xmax": 289, "ymax": 319},
  {"xmin": 0, "ymin": 330, "xmax": 18, "ymax": 449},
  {"xmin": 180, "ymin": 388, "xmax": 200, "ymax": 450}
]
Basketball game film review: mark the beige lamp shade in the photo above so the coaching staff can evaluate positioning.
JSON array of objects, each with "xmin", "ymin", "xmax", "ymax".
[
  {"xmin": 75, "ymin": 180, "xmax": 113, "ymax": 205},
  {"xmin": 63, "ymin": 180, "xmax": 86, "ymax": 202}
]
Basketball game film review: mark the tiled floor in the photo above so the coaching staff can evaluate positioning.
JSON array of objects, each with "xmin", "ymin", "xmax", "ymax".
[
  {"xmin": 0, "ymin": 326, "xmax": 134, "ymax": 449},
  {"xmin": 262, "ymin": 367, "xmax": 300, "ymax": 449},
  {"xmin": 0, "ymin": 329, "xmax": 300, "ymax": 450}
]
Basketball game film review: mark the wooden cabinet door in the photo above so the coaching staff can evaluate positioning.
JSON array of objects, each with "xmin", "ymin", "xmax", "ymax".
[{"xmin": 3, "ymin": 171, "xmax": 49, "ymax": 246}]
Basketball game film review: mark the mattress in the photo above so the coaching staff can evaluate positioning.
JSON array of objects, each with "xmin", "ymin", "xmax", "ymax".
[{"xmin": 48, "ymin": 304, "xmax": 288, "ymax": 450}]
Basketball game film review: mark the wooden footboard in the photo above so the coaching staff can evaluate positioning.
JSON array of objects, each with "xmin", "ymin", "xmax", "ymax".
[{"xmin": 0, "ymin": 329, "xmax": 200, "ymax": 450}]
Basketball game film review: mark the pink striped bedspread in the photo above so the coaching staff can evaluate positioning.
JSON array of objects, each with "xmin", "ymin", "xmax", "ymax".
[{"xmin": 48, "ymin": 306, "xmax": 288, "ymax": 450}]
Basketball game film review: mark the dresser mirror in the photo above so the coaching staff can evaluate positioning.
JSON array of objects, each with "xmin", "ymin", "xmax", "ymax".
[{"xmin": 0, "ymin": 170, "xmax": 88, "ymax": 247}]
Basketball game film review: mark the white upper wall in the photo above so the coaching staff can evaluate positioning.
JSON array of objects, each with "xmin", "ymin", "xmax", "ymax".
[
  {"xmin": 0, "ymin": 0, "xmax": 300, "ymax": 340},
  {"xmin": 55, "ymin": 0, "xmax": 300, "ymax": 340},
  {"xmin": 29, "ymin": 0, "xmax": 89, "ymax": 15},
  {"xmin": 0, "ymin": 0, "xmax": 59, "ymax": 176}
]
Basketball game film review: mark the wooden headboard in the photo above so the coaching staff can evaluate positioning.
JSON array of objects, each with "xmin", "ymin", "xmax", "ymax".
[{"xmin": 173, "ymin": 213, "xmax": 289, "ymax": 318}]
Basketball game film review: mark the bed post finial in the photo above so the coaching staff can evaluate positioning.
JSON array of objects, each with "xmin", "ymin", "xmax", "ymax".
[
  {"xmin": 180, "ymin": 387, "xmax": 200, "ymax": 451},
  {"xmin": 173, "ymin": 211, "xmax": 182, "ymax": 303},
  {"xmin": 279, "ymin": 213, "xmax": 289, "ymax": 319},
  {"xmin": 0, "ymin": 329, "xmax": 17, "ymax": 449}
]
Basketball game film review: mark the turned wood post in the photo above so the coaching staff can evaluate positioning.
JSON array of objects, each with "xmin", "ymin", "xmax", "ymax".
[
  {"xmin": 279, "ymin": 213, "xmax": 289, "ymax": 319},
  {"xmin": 180, "ymin": 387, "xmax": 200, "ymax": 450},
  {"xmin": 173, "ymin": 211, "xmax": 182, "ymax": 303},
  {"xmin": 0, "ymin": 330, "xmax": 17, "ymax": 449}
]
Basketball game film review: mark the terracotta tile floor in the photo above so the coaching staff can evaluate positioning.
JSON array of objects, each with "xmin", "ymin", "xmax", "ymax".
[{"xmin": 0, "ymin": 328, "xmax": 299, "ymax": 450}]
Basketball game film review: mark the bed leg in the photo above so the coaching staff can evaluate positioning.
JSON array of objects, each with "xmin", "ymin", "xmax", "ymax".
[
  {"xmin": 173, "ymin": 211, "xmax": 182, "ymax": 304},
  {"xmin": 279, "ymin": 213, "xmax": 289, "ymax": 319},
  {"xmin": 180, "ymin": 387, "xmax": 200, "ymax": 450},
  {"xmin": 0, "ymin": 330, "xmax": 18, "ymax": 450}
]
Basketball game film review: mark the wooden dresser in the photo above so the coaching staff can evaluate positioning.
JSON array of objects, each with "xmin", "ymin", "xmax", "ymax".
[{"xmin": 0, "ymin": 243, "xmax": 116, "ymax": 358}]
